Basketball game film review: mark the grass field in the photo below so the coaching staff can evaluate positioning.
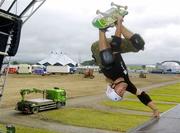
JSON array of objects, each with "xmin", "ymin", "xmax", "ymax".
[
  {"xmin": 38, "ymin": 108, "xmax": 149, "ymax": 132},
  {"xmin": 1, "ymin": 73, "xmax": 106, "ymax": 108},
  {"xmin": 127, "ymin": 83, "xmax": 180, "ymax": 103},
  {"xmin": 102, "ymin": 100, "xmax": 176, "ymax": 112},
  {"xmin": 1, "ymin": 73, "xmax": 179, "ymax": 108},
  {"xmin": 0, "ymin": 124, "xmax": 59, "ymax": 133},
  {"xmin": 35, "ymin": 79, "xmax": 180, "ymax": 132},
  {"xmin": 1, "ymin": 73, "xmax": 180, "ymax": 132}
]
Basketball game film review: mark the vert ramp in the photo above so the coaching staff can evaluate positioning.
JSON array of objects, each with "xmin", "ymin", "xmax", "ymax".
[{"xmin": 128, "ymin": 104, "xmax": 180, "ymax": 133}]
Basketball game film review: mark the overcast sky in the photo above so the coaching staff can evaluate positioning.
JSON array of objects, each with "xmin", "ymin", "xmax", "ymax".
[{"xmin": 5, "ymin": 0, "xmax": 180, "ymax": 64}]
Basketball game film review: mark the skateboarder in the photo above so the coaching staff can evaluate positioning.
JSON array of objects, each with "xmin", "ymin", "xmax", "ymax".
[{"xmin": 91, "ymin": 16, "xmax": 160, "ymax": 118}]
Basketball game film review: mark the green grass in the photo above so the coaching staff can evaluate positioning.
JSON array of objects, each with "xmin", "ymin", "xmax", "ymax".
[
  {"xmin": 102, "ymin": 100, "xmax": 176, "ymax": 112},
  {"xmin": 16, "ymin": 126, "xmax": 59, "ymax": 133},
  {"xmin": 148, "ymin": 95, "xmax": 180, "ymax": 103},
  {"xmin": 0, "ymin": 124, "xmax": 59, "ymax": 133},
  {"xmin": 127, "ymin": 83, "xmax": 180, "ymax": 103},
  {"xmin": 34, "ymin": 83, "xmax": 180, "ymax": 132},
  {"xmin": 127, "ymin": 65, "xmax": 142, "ymax": 70},
  {"xmin": 39, "ymin": 108, "xmax": 149, "ymax": 132},
  {"xmin": 3, "ymin": 75, "xmax": 180, "ymax": 132},
  {"xmin": 127, "ymin": 94, "xmax": 180, "ymax": 103},
  {"xmin": 149, "ymin": 83, "xmax": 180, "ymax": 95},
  {"xmin": 0, "ymin": 124, "xmax": 6, "ymax": 132}
]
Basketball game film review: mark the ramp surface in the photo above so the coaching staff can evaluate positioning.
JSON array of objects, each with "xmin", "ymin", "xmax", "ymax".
[{"xmin": 128, "ymin": 104, "xmax": 180, "ymax": 133}]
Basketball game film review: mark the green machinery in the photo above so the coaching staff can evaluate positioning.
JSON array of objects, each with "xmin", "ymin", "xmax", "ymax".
[
  {"xmin": 0, "ymin": 125, "xmax": 15, "ymax": 133},
  {"xmin": 16, "ymin": 87, "xmax": 66, "ymax": 114}
]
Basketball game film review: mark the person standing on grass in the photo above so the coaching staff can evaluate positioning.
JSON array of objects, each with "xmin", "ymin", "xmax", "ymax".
[{"xmin": 91, "ymin": 15, "xmax": 160, "ymax": 118}]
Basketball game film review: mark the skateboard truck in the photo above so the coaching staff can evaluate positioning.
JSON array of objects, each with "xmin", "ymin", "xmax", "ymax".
[
  {"xmin": 96, "ymin": 2, "xmax": 128, "ymax": 17},
  {"xmin": 111, "ymin": 2, "xmax": 128, "ymax": 10},
  {"xmin": 0, "ymin": 51, "xmax": 8, "ymax": 56},
  {"xmin": 96, "ymin": 10, "xmax": 109, "ymax": 17},
  {"xmin": 92, "ymin": 2, "xmax": 128, "ymax": 29}
]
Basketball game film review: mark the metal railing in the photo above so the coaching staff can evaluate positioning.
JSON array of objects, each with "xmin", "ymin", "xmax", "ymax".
[{"xmin": 0, "ymin": 0, "xmax": 46, "ymax": 24}]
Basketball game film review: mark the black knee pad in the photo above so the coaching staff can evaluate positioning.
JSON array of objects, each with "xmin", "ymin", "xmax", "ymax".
[
  {"xmin": 130, "ymin": 34, "xmax": 145, "ymax": 50},
  {"xmin": 110, "ymin": 36, "xmax": 122, "ymax": 52},
  {"xmin": 137, "ymin": 91, "xmax": 152, "ymax": 105},
  {"xmin": 99, "ymin": 48, "xmax": 114, "ymax": 67}
]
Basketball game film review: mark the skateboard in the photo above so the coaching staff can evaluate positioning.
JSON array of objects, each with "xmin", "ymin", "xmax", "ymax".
[{"xmin": 92, "ymin": 2, "xmax": 128, "ymax": 29}]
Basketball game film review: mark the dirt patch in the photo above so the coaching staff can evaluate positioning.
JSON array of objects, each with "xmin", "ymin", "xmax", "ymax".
[{"xmin": 1, "ymin": 73, "xmax": 106, "ymax": 108}]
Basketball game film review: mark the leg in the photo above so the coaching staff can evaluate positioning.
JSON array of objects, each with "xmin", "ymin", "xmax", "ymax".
[
  {"xmin": 124, "ymin": 76, "xmax": 138, "ymax": 95},
  {"xmin": 124, "ymin": 75, "xmax": 152, "ymax": 105}
]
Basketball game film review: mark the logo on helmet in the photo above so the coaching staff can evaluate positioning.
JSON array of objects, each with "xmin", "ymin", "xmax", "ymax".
[{"xmin": 106, "ymin": 85, "xmax": 123, "ymax": 101}]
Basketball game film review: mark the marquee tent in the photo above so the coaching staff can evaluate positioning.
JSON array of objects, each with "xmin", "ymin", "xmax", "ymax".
[{"xmin": 38, "ymin": 51, "xmax": 77, "ymax": 67}]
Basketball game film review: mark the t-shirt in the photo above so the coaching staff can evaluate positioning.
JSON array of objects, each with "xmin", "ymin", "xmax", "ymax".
[{"xmin": 91, "ymin": 38, "xmax": 139, "ymax": 67}]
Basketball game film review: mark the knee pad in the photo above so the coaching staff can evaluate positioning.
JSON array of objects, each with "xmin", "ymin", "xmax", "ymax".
[
  {"xmin": 99, "ymin": 48, "xmax": 114, "ymax": 67},
  {"xmin": 130, "ymin": 34, "xmax": 145, "ymax": 50},
  {"xmin": 110, "ymin": 36, "xmax": 122, "ymax": 52},
  {"xmin": 137, "ymin": 91, "xmax": 152, "ymax": 105}
]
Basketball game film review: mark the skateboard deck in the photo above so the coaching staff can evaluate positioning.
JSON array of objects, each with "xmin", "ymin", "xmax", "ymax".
[{"xmin": 92, "ymin": 2, "xmax": 128, "ymax": 29}]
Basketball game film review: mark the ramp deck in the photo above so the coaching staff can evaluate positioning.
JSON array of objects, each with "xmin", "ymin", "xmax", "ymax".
[{"xmin": 128, "ymin": 104, "xmax": 180, "ymax": 133}]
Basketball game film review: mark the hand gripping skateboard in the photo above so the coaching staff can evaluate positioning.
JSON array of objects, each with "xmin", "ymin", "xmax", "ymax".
[{"xmin": 92, "ymin": 2, "xmax": 128, "ymax": 29}]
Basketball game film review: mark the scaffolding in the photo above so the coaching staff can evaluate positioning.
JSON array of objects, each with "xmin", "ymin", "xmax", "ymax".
[
  {"xmin": 0, "ymin": 0, "xmax": 46, "ymax": 24},
  {"xmin": 0, "ymin": 0, "xmax": 46, "ymax": 102},
  {"xmin": 0, "ymin": 54, "xmax": 10, "ymax": 102}
]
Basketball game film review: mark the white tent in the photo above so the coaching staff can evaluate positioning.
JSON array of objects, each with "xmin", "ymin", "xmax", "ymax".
[
  {"xmin": 160, "ymin": 61, "xmax": 180, "ymax": 72},
  {"xmin": 38, "ymin": 51, "xmax": 77, "ymax": 67}
]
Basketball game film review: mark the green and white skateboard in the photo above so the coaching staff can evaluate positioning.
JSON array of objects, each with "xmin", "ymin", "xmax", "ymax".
[{"xmin": 92, "ymin": 2, "xmax": 128, "ymax": 29}]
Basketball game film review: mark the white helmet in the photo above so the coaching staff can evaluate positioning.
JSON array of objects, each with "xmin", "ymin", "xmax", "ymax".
[{"xmin": 106, "ymin": 85, "xmax": 123, "ymax": 101}]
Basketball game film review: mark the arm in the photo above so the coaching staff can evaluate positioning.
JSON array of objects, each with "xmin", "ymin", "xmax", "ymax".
[
  {"xmin": 147, "ymin": 101, "xmax": 160, "ymax": 118},
  {"xmin": 121, "ymin": 24, "xmax": 134, "ymax": 39},
  {"xmin": 136, "ymin": 90, "xmax": 160, "ymax": 118},
  {"xmin": 121, "ymin": 24, "xmax": 145, "ymax": 51},
  {"xmin": 114, "ymin": 16, "xmax": 123, "ymax": 37},
  {"xmin": 108, "ymin": 16, "xmax": 124, "ymax": 53},
  {"xmin": 99, "ymin": 30, "xmax": 109, "ymax": 51}
]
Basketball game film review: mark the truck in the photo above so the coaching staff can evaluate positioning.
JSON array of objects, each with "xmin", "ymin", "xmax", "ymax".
[
  {"xmin": 46, "ymin": 65, "xmax": 74, "ymax": 74},
  {"xmin": 16, "ymin": 87, "xmax": 66, "ymax": 114},
  {"xmin": 17, "ymin": 64, "xmax": 32, "ymax": 74}
]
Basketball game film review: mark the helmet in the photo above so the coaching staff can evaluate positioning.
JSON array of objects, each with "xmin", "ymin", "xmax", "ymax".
[{"xmin": 106, "ymin": 85, "xmax": 123, "ymax": 101}]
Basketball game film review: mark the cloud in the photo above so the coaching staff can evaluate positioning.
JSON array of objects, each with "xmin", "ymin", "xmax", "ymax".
[{"xmin": 8, "ymin": 0, "xmax": 180, "ymax": 64}]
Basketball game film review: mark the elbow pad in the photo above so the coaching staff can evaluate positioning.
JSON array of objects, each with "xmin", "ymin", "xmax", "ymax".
[
  {"xmin": 130, "ymin": 34, "xmax": 145, "ymax": 50},
  {"xmin": 99, "ymin": 48, "xmax": 114, "ymax": 67},
  {"xmin": 137, "ymin": 91, "xmax": 152, "ymax": 105},
  {"xmin": 110, "ymin": 36, "xmax": 122, "ymax": 52}
]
